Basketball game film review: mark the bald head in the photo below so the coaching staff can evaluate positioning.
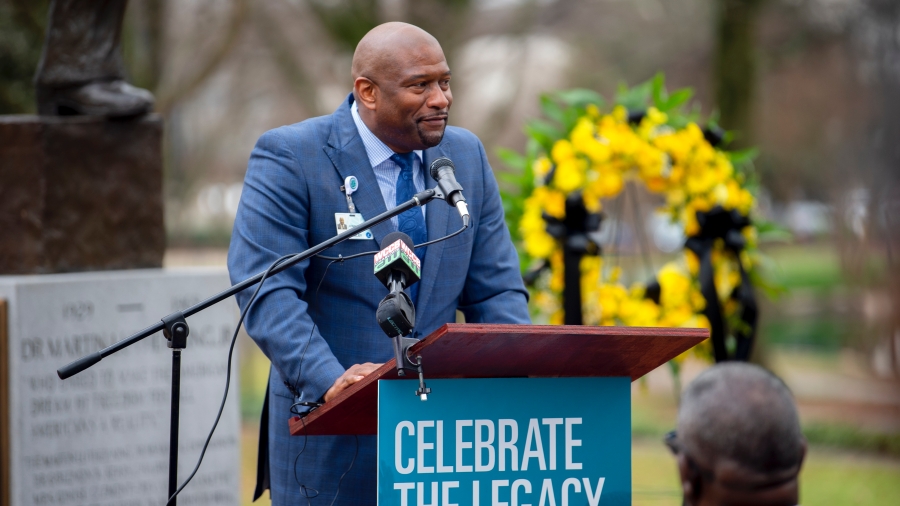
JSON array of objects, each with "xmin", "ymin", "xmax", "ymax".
[
  {"xmin": 678, "ymin": 363, "xmax": 805, "ymax": 475},
  {"xmin": 350, "ymin": 22, "xmax": 452, "ymax": 153},
  {"xmin": 352, "ymin": 22, "xmax": 443, "ymax": 84}
]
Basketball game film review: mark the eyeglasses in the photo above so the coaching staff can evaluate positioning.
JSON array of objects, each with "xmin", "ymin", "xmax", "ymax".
[
  {"xmin": 664, "ymin": 430, "xmax": 717, "ymax": 483},
  {"xmin": 664, "ymin": 430, "xmax": 680, "ymax": 454}
]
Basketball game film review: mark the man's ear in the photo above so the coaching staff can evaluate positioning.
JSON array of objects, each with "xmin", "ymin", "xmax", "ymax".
[
  {"xmin": 677, "ymin": 454, "xmax": 701, "ymax": 505},
  {"xmin": 354, "ymin": 77, "xmax": 378, "ymax": 111}
]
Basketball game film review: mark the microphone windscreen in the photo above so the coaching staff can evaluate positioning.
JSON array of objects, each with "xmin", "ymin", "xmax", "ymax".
[
  {"xmin": 374, "ymin": 231, "xmax": 421, "ymax": 288},
  {"xmin": 381, "ymin": 231, "xmax": 414, "ymax": 251},
  {"xmin": 429, "ymin": 157, "xmax": 455, "ymax": 180}
]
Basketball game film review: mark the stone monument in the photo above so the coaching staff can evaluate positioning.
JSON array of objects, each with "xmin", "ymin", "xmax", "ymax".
[
  {"xmin": 1, "ymin": 3, "xmax": 241, "ymax": 505},
  {"xmin": 0, "ymin": 271, "xmax": 240, "ymax": 506}
]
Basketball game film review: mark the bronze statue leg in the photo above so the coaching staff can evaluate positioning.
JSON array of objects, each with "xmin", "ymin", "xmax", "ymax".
[
  {"xmin": 35, "ymin": 0, "xmax": 128, "ymax": 88},
  {"xmin": 34, "ymin": 0, "xmax": 154, "ymax": 117}
]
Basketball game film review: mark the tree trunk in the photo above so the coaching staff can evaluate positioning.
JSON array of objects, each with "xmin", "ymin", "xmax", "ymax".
[{"xmin": 713, "ymin": 0, "xmax": 763, "ymax": 146}]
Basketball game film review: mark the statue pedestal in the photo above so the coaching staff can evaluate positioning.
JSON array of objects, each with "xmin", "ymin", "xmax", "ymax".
[{"xmin": 0, "ymin": 114, "xmax": 164, "ymax": 274}]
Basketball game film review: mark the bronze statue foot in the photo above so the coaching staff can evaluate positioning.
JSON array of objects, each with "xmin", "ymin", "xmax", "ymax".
[{"xmin": 37, "ymin": 80, "xmax": 155, "ymax": 117}]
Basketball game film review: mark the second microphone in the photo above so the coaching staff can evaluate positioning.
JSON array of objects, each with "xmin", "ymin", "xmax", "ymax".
[{"xmin": 374, "ymin": 232, "xmax": 421, "ymax": 338}]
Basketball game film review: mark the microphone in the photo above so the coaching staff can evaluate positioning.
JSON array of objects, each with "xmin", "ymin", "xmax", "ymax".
[
  {"xmin": 429, "ymin": 157, "xmax": 470, "ymax": 226},
  {"xmin": 374, "ymin": 232, "xmax": 420, "ymax": 337},
  {"xmin": 374, "ymin": 232, "xmax": 421, "ymax": 292}
]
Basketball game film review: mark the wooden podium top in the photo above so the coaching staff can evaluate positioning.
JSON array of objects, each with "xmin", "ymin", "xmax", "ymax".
[{"xmin": 289, "ymin": 323, "xmax": 707, "ymax": 436}]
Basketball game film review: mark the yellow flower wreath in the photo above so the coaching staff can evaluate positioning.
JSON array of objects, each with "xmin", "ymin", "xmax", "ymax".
[{"xmin": 512, "ymin": 80, "xmax": 761, "ymax": 363}]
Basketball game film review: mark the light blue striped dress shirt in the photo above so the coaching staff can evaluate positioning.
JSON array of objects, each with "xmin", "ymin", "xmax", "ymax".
[{"xmin": 351, "ymin": 101, "xmax": 426, "ymax": 227}]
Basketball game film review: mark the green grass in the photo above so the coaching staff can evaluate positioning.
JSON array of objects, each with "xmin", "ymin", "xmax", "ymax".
[
  {"xmin": 633, "ymin": 386, "xmax": 900, "ymax": 504},
  {"xmin": 242, "ymin": 424, "xmax": 269, "ymax": 506},
  {"xmin": 632, "ymin": 439, "xmax": 900, "ymax": 506},
  {"xmin": 756, "ymin": 243, "xmax": 863, "ymax": 350},
  {"xmin": 239, "ymin": 337, "xmax": 270, "ymax": 420},
  {"xmin": 805, "ymin": 423, "xmax": 900, "ymax": 458},
  {"xmin": 633, "ymin": 440, "xmax": 682, "ymax": 505},
  {"xmin": 632, "ymin": 385, "xmax": 678, "ymax": 438},
  {"xmin": 633, "ymin": 389, "xmax": 900, "ymax": 458},
  {"xmin": 760, "ymin": 243, "xmax": 843, "ymax": 292},
  {"xmin": 762, "ymin": 316, "xmax": 855, "ymax": 350},
  {"xmin": 758, "ymin": 241, "xmax": 888, "ymax": 297},
  {"xmin": 799, "ymin": 449, "xmax": 900, "ymax": 505}
]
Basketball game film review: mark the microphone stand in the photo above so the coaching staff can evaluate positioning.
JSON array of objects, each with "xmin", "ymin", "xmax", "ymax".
[
  {"xmin": 392, "ymin": 334, "xmax": 432, "ymax": 401},
  {"xmin": 56, "ymin": 186, "xmax": 449, "ymax": 506}
]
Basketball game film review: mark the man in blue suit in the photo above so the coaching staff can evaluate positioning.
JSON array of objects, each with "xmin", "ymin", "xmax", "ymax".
[{"xmin": 228, "ymin": 22, "xmax": 530, "ymax": 505}]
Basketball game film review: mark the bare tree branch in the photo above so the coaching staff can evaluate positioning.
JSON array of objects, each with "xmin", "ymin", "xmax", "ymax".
[
  {"xmin": 155, "ymin": 0, "xmax": 247, "ymax": 115},
  {"xmin": 250, "ymin": 2, "xmax": 322, "ymax": 116},
  {"xmin": 472, "ymin": 0, "xmax": 544, "ymax": 149}
]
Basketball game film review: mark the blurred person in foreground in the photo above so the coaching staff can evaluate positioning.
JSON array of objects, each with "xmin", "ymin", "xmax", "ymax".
[
  {"xmin": 666, "ymin": 363, "xmax": 807, "ymax": 506},
  {"xmin": 228, "ymin": 21, "xmax": 529, "ymax": 505}
]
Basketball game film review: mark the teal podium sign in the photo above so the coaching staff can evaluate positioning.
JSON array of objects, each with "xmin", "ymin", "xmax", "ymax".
[{"xmin": 378, "ymin": 377, "xmax": 631, "ymax": 505}]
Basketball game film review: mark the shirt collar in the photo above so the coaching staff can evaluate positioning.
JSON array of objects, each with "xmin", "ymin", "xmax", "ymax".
[{"xmin": 351, "ymin": 100, "xmax": 422, "ymax": 167}]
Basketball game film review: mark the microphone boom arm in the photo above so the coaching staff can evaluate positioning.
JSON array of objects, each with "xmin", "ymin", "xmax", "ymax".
[{"xmin": 58, "ymin": 187, "xmax": 442, "ymax": 379}]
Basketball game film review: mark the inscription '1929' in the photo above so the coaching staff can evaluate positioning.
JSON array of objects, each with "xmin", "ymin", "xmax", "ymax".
[{"xmin": 62, "ymin": 301, "xmax": 94, "ymax": 321}]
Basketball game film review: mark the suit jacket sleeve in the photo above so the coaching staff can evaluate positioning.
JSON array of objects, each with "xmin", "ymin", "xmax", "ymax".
[
  {"xmin": 228, "ymin": 129, "xmax": 345, "ymax": 403},
  {"xmin": 458, "ymin": 139, "xmax": 531, "ymax": 324}
]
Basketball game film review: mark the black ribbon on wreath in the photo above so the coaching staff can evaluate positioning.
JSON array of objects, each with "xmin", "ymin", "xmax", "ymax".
[
  {"xmin": 642, "ymin": 122, "xmax": 755, "ymax": 361},
  {"xmin": 643, "ymin": 206, "xmax": 757, "ymax": 362},
  {"xmin": 522, "ymin": 193, "xmax": 604, "ymax": 325},
  {"xmin": 644, "ymin": 206, "xmax": 759, "ymax": 363},
  {"xmin": 684, "ymin": 206, "xmax": 758, "ymax": 362}
]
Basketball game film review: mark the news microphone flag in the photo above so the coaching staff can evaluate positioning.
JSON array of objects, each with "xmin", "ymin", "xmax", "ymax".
[{"xmin": 374, "ymin": 235, "xmax": 421, "ymax": 288}]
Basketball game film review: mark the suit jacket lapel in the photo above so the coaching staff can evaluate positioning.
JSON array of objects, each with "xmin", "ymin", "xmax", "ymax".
[
  {"xmin": 322, "ymin": 95, "xmax": 393, "ymax": 248},
  {"xmin": 416, "ymin": 140, "xmax": 453, "ymax": 323},
  {"xmin": 323, "ymin": 94, "xmax": 454, "ymax": 329}
]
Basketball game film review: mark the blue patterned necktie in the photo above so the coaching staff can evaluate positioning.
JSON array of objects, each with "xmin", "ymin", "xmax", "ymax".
[{"xmin": 391, "ymin": 152, "xmax": 427, "ymax": 303}]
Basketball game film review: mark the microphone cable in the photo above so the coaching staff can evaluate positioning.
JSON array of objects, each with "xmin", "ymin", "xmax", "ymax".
[
  {"xmin": 290, "ymin": 415, "xmax": 359, "ymax": 506},
  {"xmin": 289, "ymin": 257, "xmax": 339, "ymax": 416},
  {"xmin": 287, "ymin": 258, "xmax": 337, "ymax": 502},
  {"xmin": 409, "ymin": 221, "xmax": 469, "ymax": 249},
  {"xmin": 289, "ymin": 258, "xmax": 357, "ymax": 505},
  {"xmin": 328, "ymin": 434, "xmax": 359, "ymax": 506},
  {"xmin": 291, "ymin": 417, "xmax": 316, "ymax": 505},
  {"xmin": 315, "ymin": 222, "xmax": 469, "ymax": 262},
  {"xmin": 166, "ymin": 252, "xmax": 297, "ymax": 506}
]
